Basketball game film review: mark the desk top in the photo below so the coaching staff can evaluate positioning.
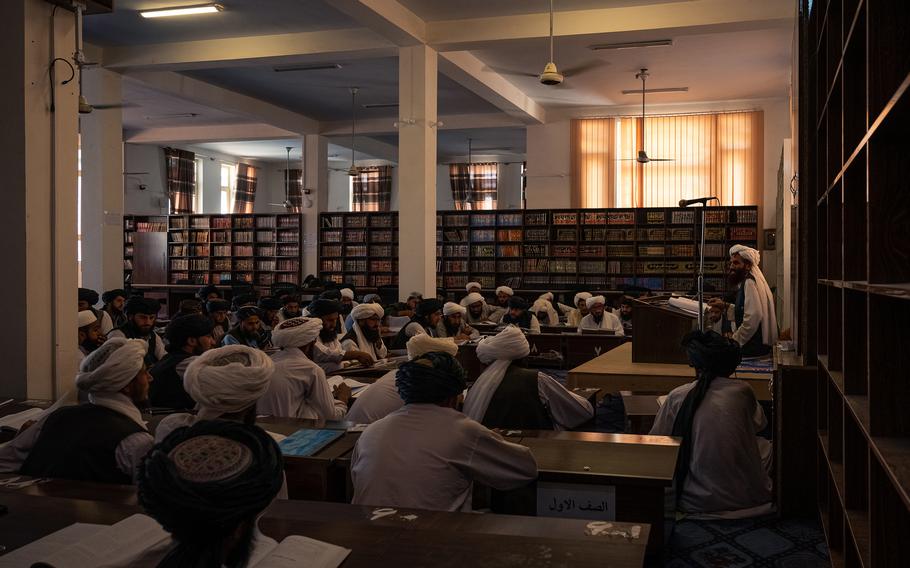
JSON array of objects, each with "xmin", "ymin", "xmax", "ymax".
[{"xmin": 569, "ymin": 342, "xmax": 767, "ymax": 380}]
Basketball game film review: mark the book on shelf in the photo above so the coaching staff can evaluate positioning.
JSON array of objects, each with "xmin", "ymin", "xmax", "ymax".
[
  {"xmin": 671, "ymin": 210, "xmax": 695, "ymax": 224},
  {"xmin": 552, "ymin": 245, "xmax": 577, "ymax": 257},
  {"xmin": 345, "ymin": 245, "xmax": 367, "ymax": 257},
  {"xmin": 444, "ymin": 260, "xmax": 468, "ymax": 272},
  {"xmin": 369, "ymin": 244, "xmax": 393, "ymax": 257},
  {"xmin": 444, "ymin": 214, "xmax": 469, "ymax": 226},
  {"xmin": 580, "ymin": 245, "xmax": 605, "ymax": 256},
  {"xmin": 136, "ymin": 221, "xmax": 167, "ymax": 232},
  {"xmin": 582, "ymin": 228, "xmax": 605, "ymax": 241},
  {"xmin": 212, "ymin": 259, "xmax": 232, "ymax": 271},
  {"xmin": 444, "ymin": 275, "xmax": 467, "ymax": 288},
  {"xmin": 607, "ymin": 244, "xmax": 634, "ymax": 257},
  {"xmin": 277, "ymin": 215, "xmax": 300, "ymax": 228},
  {"xmin": 234, "ymin": 245, "xmax": 254, "ymax": 256},
  {"xmin": 234, "ymin": 231, "xmax": 254, "ymax": 242},
  {"xmin": 524, "ymin": 212, "xmax": 548, "ymax": 225},
  {"xmin": 704, "ymin": 210, "xmax": 728, "ymax": 223},
  {"xmin": 322, "ymin": 215, "xmax": 343, "ymax": 228},
  {"xmin": 523, "ymin": 258, "xmax": 548, "ymax": 272},
  {"xmin": 322, "ymin": 260, "xmax": 342, "ymax": 272},
  {"xmin": 257, "ymin": 245, "xmax": 276, "ymax": 257},
  {"xmin": 257, "ymin": 260, "xmax": 277, "ymax": 271},
  {"xmin": 370, "ymin": 230, "xmax": 393, "ymax": 242},
  {"xmin": 444, "ymin": 244, "xmax": 469, "ymax": 257},
  {"xmin": 277, "ymin": 231, "xmax": 299, "ymax": 243},
  {"xmin": 549, "ymin": 260, "xmax": 577, "ymax": 273},
  {"xmin": 190, "ymin": 217, "xmax": 210, "ymax": 229},
  {"xmin": 322, "ymin": 230, "xmax": 342, "ymax": 243},
  {"xmin": 645, "ymin": 211, "xmax": 665, "ymax": 224},
  {"xmin": 212, "ymin": 217, "xmax": 231, "ymax": 229},
  {"xmin": 671, "ymin": 244, "xmax": 696, "ymax": 257},
  {"xmin": 236, "ymin": 259, "xmax": 255, "ymax": 271},
  {"xmin": 704, "ymin": 227, "xmax": 726, "ymax": 240},
  {"xmin": 345, "ymin": 215, "xmax": 367, "ymax": 228},
  {"xmin": 734, "ymin": 208, "xmax": 757, "ymax": 223},
  {"xmin": 123, "ymin": 259, "xmax": 133, "ymax": 270},
  {"xmin": 471, "ymin": 260, "xmax": 495, "ymax": 272},
  {"xmin": 369, "ymin": 215, "xmax": 393, "ymax": 227},
  {"xmin": 233, "ymin": 217, "xmax": 255, "ymax": 229},
  {"xmin": 552, "ymin": 212, "xmax": 577, "ymax": 225},
  {"xmin": 497, "ymin": 260, "xmax": 521, "ymax": 272},
  {"xmin": 579, "ymin": 260, "xmax": 606, "ymax": 273},
  {"xmin": 701, "ymin": 243, "xmax": 725, "ymax": 257},
  {"xmin": 605, "ymin": 228, "xmax": 633, "ymax": 241},
  {"xmin": 371, "ymin": 275, "xmax": 396, "ymax": 286},
  {"xmin": 370, "ymin": 260, "xmax": 395, "ymax": 272},
  {"xmin": 472, "ymin": 275, "xmax": 495, "ymax": 288},
  {"xmin": 582, "ymin": 211, "xmax": 607, "ymax": 224},
  {"xmin": 497, "ymin": 213, "xmax": 522, "ymax": 226},
  {"xmin": 607, "ymin": 211, "xmax": 635, "ymax": 225},
  {"xmin": 729, "ymin": 227, "xmax": 757, "ymax": 240},
  {"xmin": 257, "ymin": 216, "xmax": 277, "ymax": 228},
  {"xmin": 497, "ymin": 244, "xmax": 520, "ymax": 257},
  {"xmin": 211, "ymin": 230, "xmax": 231, "ymax": 243},
  {"xmin": 524, "ymin": 228, "xmax": 549, "ymax": 241},
  {"xmin": 212, "ymin": 271, "xmax": 232, "ymax": 283},
  {"xmin": 344, "ymin": 259, "xmax": 367, "ymax": 272},
  {"xmin": 170, "ymin": 217, "xmax": 187, "ymax": 229},
  {"xmin": 638, "ymin": 245, "xmax": 667, "ymax": 256},
  {"xmin": 471, "ymin": 245, "xmax": 495, "ymax": 257},
  {"xmin": 470, "ymin": 214, "xmax": 496, "ymax": 226},
  {"xmin": 276, "ymin": 244, "xmax": 299, "ymax": 256},
  {"xmin": 213, "ymin": 244, "xmax": 231, "ymax": 256},
  {"xmin": 471, "ymin": 229, "xmax": 495, "ymax": 241},
  {"xmin": 497, "ymin": 229, "xmax": 522, "ymax": 241},
  {"xmin": 277, "ymin": 259, "xmax": 299, "ymax": 272},
  {"xmin": 523, "ymin": 244, "xmax": 548, "ymax": 257},
  {"xmin": 669, "ymin": 228, "xmax": 694, "ymax": 240},
  {"xmin": 345, "ymin": 230, "xmax": 366, "ymax": 243},
  {"xmin": 189, "ymin": 259, "xmax": 209, "ymax": 271},
  {"xmin": 169, "ymin": 245, "xmax": 187, "ymax": 257},
  {"xmin": 637, "ymin": 228, "xmax": 666, "ymax": 241},
  {"xmin": 256, "ymin": 230, "xmax": 275, "ymax": 242},
  {"xmin": 555, "ymin": 228, "xmax": 577, "ymax": 241},
  {"xmin": 189, "ymin": 245, "xmax": 210, "ymax": 256},
  {"xmin": 322, "ymin": 245, "xmax": 342, "ymax": 257},
  {"xmin": 444, "ymin": 229, "xmax": 467, "ymax": 241}
]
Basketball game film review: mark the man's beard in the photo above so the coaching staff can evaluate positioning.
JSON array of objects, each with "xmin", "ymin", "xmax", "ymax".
[
  {"xmin": 592, "ymin": 313, "xmax": 603, "ymax": 324},
  {"xmin": 81, "ymin": 339, "xmax": 101, "ymax": 354},
  {"xmin": 361, "ymin": 325, "xmax": 380, "ymax": 342},
  {"xmin": 283, "ymin": 308, "xmax": 302, "ymax": 319},
  {"xmin": 340, "ymin": 303, "xmax": 353, "ymax": 316},
  {"xmin": 727, "ymin": 268, "xmax": 747, "ymax": 286},
  {"xmin": 498, "ymin": 298, "xmax": 509, "ymax": 307},
  {"xmin": 444, "ymin": 320, "xmax": 460, "ymax": 336},
  {"xmin": 468, "ymin": 307, "xmax": 483, "ymax": 319},
  {"xmin": 319, "ymin": 327, "xmax": 337, "ymax": 343}
]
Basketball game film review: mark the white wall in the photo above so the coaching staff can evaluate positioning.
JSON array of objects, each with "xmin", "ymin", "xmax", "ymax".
[{"xmin": 525, "ymin": 121, "xmax": 572, "ymax": 209}]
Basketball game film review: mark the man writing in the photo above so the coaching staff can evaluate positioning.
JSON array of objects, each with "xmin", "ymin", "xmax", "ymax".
[
  {"xmin": 307, "ymin": 299, "xmax": 374, "ymax": 373},
  {"xmin": 563, "ymin": 292, "xmax": 591, "ymax": 328},
  {"xmin": 341, "ymin": 303, "xmax": 389, "ymax": 361},
  {"xmin": 577, "ymin": 296, "xmax": 624, "ymax": 335},
  {"xmin": 149, "ymin": 314, "xmax": 216, "ymax": 410},
  {"xmin": 437, "ymin": 302, "xmax": 480, "ymax": 340},
  {"xmin": 500, "ymin": 296, "xmax": 541, "ymax": 333},
  {"xmin": 108, "ymin": 296, "xmax": 166, "ymax": 366},
  {"xmin": 462, "ymin": 292, "xmax": 503, "ymax": 325}
]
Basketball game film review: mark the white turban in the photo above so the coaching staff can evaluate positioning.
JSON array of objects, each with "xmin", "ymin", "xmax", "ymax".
[
  {"xmin": 531, "ymin": 298, "xmax": 559, "ymax": 326},
  {"xmin": 78, "ymin": 310, "xmax": 98, "ymax": 328},
  {"xmin": 495, "ymin": 286, "xmax": 514, "ymax": 297},
  {"xmin": 443, "ymin": 302, "xmax": 466, "ymax": 316},
  {"xmin": 729, "ymin": 244, "xmax": 778, "ymax": 345},
  {"xmin": 460, "ymin": 292, "xmax": 485, "ymax": 307},
  {"xmin": 464, "ymin": 326, "xmax": 530, "ymax": 422},
  {"xmin": 351, "ymin": 303, "xmax": 384, "ymax": 321},
  {"xmin": 466, "ymin": 282, "xmax": 482, "ymax": 292},
  {"xmin": 340, "ymin": 288, "xmax": 354, "ymax": 300},
  {"xmin": 184, "ymin": 345, "xmax": 274, "ymax": 420},
  {"xmin": 574, "ymin": 292, "xmax": 592, "ymax": 307},
  {"xmin": 538, "ymin": 292, "xmax": 554, "ymax": 302},
  {"xmin": 406, "ymin": 334, "xmax": 458, "ymax": 360},
  {"xmin": 75, "ymin": 338, "xmax": 147, "ymax": 393},
  {"xmin": 587, "ymin": 295, "xmax": 606, "ymax": 307},
  {"xmin": 271, "ymin": 316, "xmax": 323, "ymax": 348}
]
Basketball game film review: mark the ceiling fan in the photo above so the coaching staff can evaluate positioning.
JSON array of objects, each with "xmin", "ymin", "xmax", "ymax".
[
  {"xmin": 621, "ymin": 68, "xmax": 674, "ymax": 164},
  {"xmin": 69, "ymin": 4, "xmax": 135, "ymax": 113},
  {"xmin": 269, "ymin": 143, "xmax": 313, "ymax": 211}
]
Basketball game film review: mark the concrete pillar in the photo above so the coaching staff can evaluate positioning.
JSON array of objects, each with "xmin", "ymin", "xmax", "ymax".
[
  {"xmin": 397, "ymin": 45, "xmax": 438, "ymax": 300},
  {"xmin": 302, "ymin": 134, "xmax": 328, "ymax": 278},
  {"xmin": 80, "ymin": 67, "xmax": 124, "ymax": 295},
  {"xmin": 0, "ymin": 0, "xmax": 80, "ymax": 400}
]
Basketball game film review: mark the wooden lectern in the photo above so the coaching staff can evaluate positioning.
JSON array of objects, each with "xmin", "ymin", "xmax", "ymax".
[{"xmin": 631, "ymin": 296, "xmax": 697, "ymax": 364}]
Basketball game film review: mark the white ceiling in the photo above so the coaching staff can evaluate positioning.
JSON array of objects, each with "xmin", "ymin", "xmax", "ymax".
[
  {"xmin": 120, "ymin": 77, "xmax": 255, "ymax": 129},
  {"xmin": 399, "ymin": 0, "xmax": 692, "ymax": 20}
]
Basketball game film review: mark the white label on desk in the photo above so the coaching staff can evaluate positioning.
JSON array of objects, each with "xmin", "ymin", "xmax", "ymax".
[{"xmin": 537, "ymin": 482, "xmax": 616, "ymax": 520}]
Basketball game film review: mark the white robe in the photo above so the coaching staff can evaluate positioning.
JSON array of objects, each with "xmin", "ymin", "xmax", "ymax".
[
  {"xmin": 728, "ymin": 278, "xmax": 777, "ymax": 348},
  {"xmin": 312, "ymin": 336, "xmax": 346, "ymax": 374},
  {"xmin": 649, "ymin": 377, "xmax": 773, "ymax": 518},
  {"xmin": 565, "ymin": 308, "xmax": 585, "ymax": 328},
  {"xmin": 351, "ymin": 404, "xmax": 538, "ymax": 512},
  {"xmin": 465, "ymin": 304, "xmax": 505, "ymax": 325},
  {"xmin": 577, "ymin": 312, "xmax": 625, "ymax": 335},
  {"xmin": 344, "ymin": 371, "xmax": 401, "ymax": 424},
  {"xmin": 436, "ymin": 321, "xmax": 480, "ymax": 340},
  {"xmin": 340, "ymin": 321, "xmax": 388, "ymax": 361},
  {"xmin": 256, "ymin": 348, "xmax": 347, "ymax": 421}
]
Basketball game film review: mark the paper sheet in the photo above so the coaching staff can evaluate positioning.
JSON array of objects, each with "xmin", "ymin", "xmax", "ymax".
[
  {"xmin": 0, "ymin": 524, "xmax": 106, "ymax": 568},
  {"xmin": 252, "ymin": 535, "xmax": 350, "ymax": 568},
  {"xmin": 0, "ymin": 408, "xmax": 44, "ymax": 431},
  {"xmin": 326, "ymin": 376, "xmax": 370, "ymax": 391}
]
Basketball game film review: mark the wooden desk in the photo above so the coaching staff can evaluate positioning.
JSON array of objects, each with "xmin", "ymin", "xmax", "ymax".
[
  {"xmin": 620, "ymin": 393, "xmax": 660, "ymax": 434},
  {"xmin": 567, "ymin": 342, "xmax": 772, "ymax": 401},
  {"xmin": 0, "ymin": 492, "xmax": 649, "ymax": 567},
  {"xmin": 0, "ymin": 473, "xmax": 138, "ymax": 506}
]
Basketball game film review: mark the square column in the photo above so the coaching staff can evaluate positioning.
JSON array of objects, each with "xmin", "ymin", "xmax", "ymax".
[
  {"xmin": 397, "ymin": 45, "xmax": 438, "ymax": 300},
  {"xmin": 302, "ymin": 134, "xmax": 328, "ymax": 278}
]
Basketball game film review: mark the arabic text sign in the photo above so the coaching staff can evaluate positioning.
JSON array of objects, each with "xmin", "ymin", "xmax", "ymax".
[{"xmin": 536, "ymin": 482, "xmax": 616, "ymax": 520}]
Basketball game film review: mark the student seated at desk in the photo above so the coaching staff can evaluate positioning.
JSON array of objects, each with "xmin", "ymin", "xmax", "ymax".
[
  {"xmin": 560, "ymin": 292, "xmax": 591, "ymax": 328},
  {"xmin": 617, "ymin": 296, "xmax": 634, "ymax": 335},
  {"xmin": 437, "ymin": 302, "xmax": 480, "ymax": 340},
  {"xmin": 463, "ymin": 326, "xmax": 593, "ymax": 430},
  {"xmin": 149, "ymin": 314, "xmax": 217, "ymax": 411},
  {"xmin": 531, "ymin": 298, "xmax": 560, "ymax": 326},
  {"xmin": 649, "ymin": 331, "xmax": 773, "ymax": 519},
  {"xmin": 222, "ymin": 306, "xmax": 268, "ymax": 350},
  {"xmin": 494, "ymin": 285, "xmax": 514, "ymax": 311},
  {"xmin": 0, "ymin": 339, "xmax": 153, "ymax": 484},
  {"xmin": 462, "ymin": 292, "xmax": 505, "ymax": 325},
  {"xmin": 577, "ymin": 296, "xmax": 624, "ymax": 335},
  {"xmin": 390, "ymin": 298, "xmax": 443, "ymax": 348},
  {"xmin": 258, "ymin": 317, "xmax": 350, "ymax": 421},
  {"xmin": 500, "ymin": 296, "xmax": 541, "ymax": 333},
  {"xmin": 341, "ymin": 303, "xmax": 389, "ymax": 361},
  {"xmin": 351, "ymin": 351, "xmax": 538, "ymax": 512},
  {"xmin": 138, "ymin": 421, "xmax": 284, "ymax": 568},
  {"xmin": 307, "ymin": 299, "xmax": 375, "ymax": 373}
]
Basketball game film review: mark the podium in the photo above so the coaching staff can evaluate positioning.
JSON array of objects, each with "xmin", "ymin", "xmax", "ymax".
[{"xmin": 631, "ymin": 296, "xmax": 697, "ymax": 364}]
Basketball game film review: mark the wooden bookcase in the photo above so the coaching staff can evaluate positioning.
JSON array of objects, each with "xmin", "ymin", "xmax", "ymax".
[
  {"xmin": 318, "ymin": 206, "xmax": 757, "ymax": 294},
  {"xmin": 809, "ymin": 0, "xmax": 910, "ymax": 566},
  {"xmin": 123, "ymin": 213, "xmax": 303, "ymax": 289}
]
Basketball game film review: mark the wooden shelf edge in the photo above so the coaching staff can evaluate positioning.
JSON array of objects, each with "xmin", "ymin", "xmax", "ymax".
[
  {"xmin": 869, "ymin": 437, "xmax": 910, "ymax": 513},
  {"xmin": 819, "ymin": 432, "xmax": 848, "ymax": 510},
  {"xmin": 816, "ymin": 280, "xmax": 910, "ymax": 301},
  {"xmin": 818, "ymin": 508, "xmax": 846, "ymax": 568},
  {"xmin": 844, "ymin": 508, "xmax": 872, "ymax": 568},
  {"xmin": 818, "ymin": 355, "xmax": 846, "ymax": 395}
]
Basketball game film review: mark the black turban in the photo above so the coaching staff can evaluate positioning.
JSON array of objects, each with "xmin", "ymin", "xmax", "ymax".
[
  {"xmin": 319, "ymin": 289, "xmax": 342, "ymax": 301},
  {"xmin": 282, "ymin": 294, "xmax": 301, "ymax": 306},
  {"xmin": 258, "ymin": 296, "xmax": 282, "ymax": 311},
  {"xmin": 78, "ymin": 288, "xmax": 99, "ymax": 306},
  {"xmin": 396, "ymin": 352, "xmax": 467, "ymax": 405},
  {"xmin": 125, "ymin": 296, "xmax": 161, "ymax": 316},
  {"xmin": 306, "ymin": 299, "xmax": 341, "ymax": 317},
  {"xmin": 196, "ymin": 284, "xmax": 220, "ymax": 301},
  {"xmin": 102, "ymin": 289, "xmax": 127, "ymax": 304},
  {"xmin": 232, "ymin": 294, "xmax": 258, "ymax": 310},
  {"xmin": 235, "ymin": 306, "xmax": 261, "ymax": 321},
  {"xmin": 206, "ymin": 299, "xmax": 231, "ymax": 313},
  {"xmin": 138, "ymin": 420, "xmax": 284, "ymax": 567},
  {"xmin": 415, "ymin": 298, "xmax": 444, "ymax": 317},
  {"xmin": 166, "ymin": 315, "xmax": 215, "ymax": 349},
  {"xmin": 508, "ymin": 296, "xmax": 529, "ymax": 310}
]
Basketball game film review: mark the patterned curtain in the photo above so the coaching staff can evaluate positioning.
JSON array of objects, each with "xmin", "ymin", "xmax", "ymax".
[
  {"xmin": 164, "ymin": 148, "xmax": 196, "ymax": 214},
  {"xmin": 449, "ymin": 163, "xmax": 498, "ymax": 210},
  {"xmin": 282, "ymin": 169, "xmax": 303, "ymax": 213},
  {"xmin": 352, "ymin": 166, "xmax": 392, "ymax": 212},
  {"xmin": 232, "ymin": 163, "xmax": 258, "ymax": 214},
  {"xmin": 449, "ymin": 163, "xmax": 471, "ymax": 210}
]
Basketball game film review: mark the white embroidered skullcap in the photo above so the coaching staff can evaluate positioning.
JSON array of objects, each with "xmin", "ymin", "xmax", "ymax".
[
  {"xmin": 78, "ymin": 310, "xmax": 98, "ymax": 328},
  {"xmin": 271, "ymin": 317, "xmax": 323, "ymax": 348},
  {"xmin": 183, "ymin": 345, "xmax": 274, "ymax": 420},
  {"xmin": 75, "ymin": 338, "xmax": 146, "ymax": 393},
  {"xmin": 406, "ymin": 334, "xmax": 458, "ymax": 360},
  {"xmin": 351, "ymin": 303, "xmax": 384, "ymax": 321}
]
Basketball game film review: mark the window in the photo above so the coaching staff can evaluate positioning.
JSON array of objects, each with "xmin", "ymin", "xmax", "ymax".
[
  {"xmin": 449, "ymin": 163, "xmax": 498, "ymax": 210},
  {"xmin": 220, "ymin": 162, "xmax": 236, "ymax": 214},
  {"xmin": 193, "ymin": 158, "xmax": 205, "ymax": 213},
  {"xmin": 571, "ymin": 110, "xmax": 763, "ymax": 209}
]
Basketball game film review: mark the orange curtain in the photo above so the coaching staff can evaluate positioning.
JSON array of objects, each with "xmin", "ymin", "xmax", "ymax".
[{"xmin": 571, "ymin": 118, "xmax": 615, "ymax": 208}]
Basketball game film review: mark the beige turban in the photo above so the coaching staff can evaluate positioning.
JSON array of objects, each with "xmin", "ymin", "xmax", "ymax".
[
  {"xmin": 460, "ymin": 292, "xmax": 485, "ymax": 307},
  {"xmin": 729, "ymin": 244, "xmax": 778, "ymax": 345},
  {"xmin": 495, "ymin": 286, "xmax": 514, "ymax": 297},
  {"xmin": 443, "ymin": 302, "xmax": 466, "ymax": 316},
  {"xmin": 538, "ymin": 292, "xmax": 554, "ymax": 302},
  {"xmin": 466, "ymin": 282, "xmax": 482, "ymax": 292},
  {"xmin": 75, "ymin": 338, "xmax": 147, "ymax": 393},
  {"xmin": 184, "ymin": 345, "xmax": 274, "ymax": 420},
  {"xmin": 271, "ymin": 317, "xmax": 323, "ymax": 348},
  {"xmin": 406, "ymin": 334, "xmax": 459, "ymax": 360},
  {"xmin": 574, "ymin": 291, "xmax": 592, "ymax": 307},
  {"xmin": 465, "ymin": 326, "xmax": 531, "ymax": 421},
  {"xmin": 351, "ymin": 303, "xmax": 384, "ymax": 321},
  {"xmin": 531, "ymin": 298, "xmax": 559, "ymax": 325},
  {"xmin": 340, "ymin": 288, "xmax": 355, "ymax": 300},
  {"xmin": 587, "ymin": 295, "xmax": 606, "ymax": 307},
  {"xmin": 78, "ymin": 310, "xmax": 98, "ymax": 328}
]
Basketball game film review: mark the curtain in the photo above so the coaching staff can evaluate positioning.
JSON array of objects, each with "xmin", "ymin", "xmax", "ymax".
[
  {"xmin": 352, "ymin": 166, "xmax": 392, "ymax": 212},
  {"xmin": 282, "ymin": 168, "xmax": 303, "ymax": 213},
  {"xmin": 449, "ymin": 163, "xmax": 498, "ymax": 210},
  {"xmin": 164, "ymin": 148, "xmax": 196, "ymax": 214},
  {"xmin": 232, "ymin": 163, "xmax": 258, "ymax": 214},
  {"xmin": 571, "ymin": 110, "xmax": 763, "ymax": 209}
]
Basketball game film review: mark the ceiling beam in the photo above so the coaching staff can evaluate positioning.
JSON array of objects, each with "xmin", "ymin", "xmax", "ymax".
[
  {"xmin": 331, "ymin": 0, "xmax": 426, "ymax": 46},
  {"xmin": 427, "ymin": 0, "xmax": 793, "ymax": 51},
  {"xmin": 124, "ymin": 123, "xmax": 300, "ymax": 145},
  {"xmin": 329, "ymin": 135, "xmax": 399, "ymax": 163},
  {"xmin": 125, "ymin": 72, "xmax": 320, "ymax": 135},
  {"xmin": 319, "ymin": 112, "xmax": 526, "ymax": 136},
  {"xmin": 102, "ymin": 29, "xmax": 396, "ymax": 71}
]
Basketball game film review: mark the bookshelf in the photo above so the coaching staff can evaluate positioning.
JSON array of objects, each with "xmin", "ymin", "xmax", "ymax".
[
  {"xmin": 809, "ymin": 0, "xmax": 910, "ymax": 566},
  {"xmin": 318, "ymin": 212, "xmax": 399, "ymax": 289},
  {"xmin": 318, "ymin": 206, "xmax": 758, "ymax": 294},
  {"xmin": 124, "ymin": 213, "xmax": 303, "ymax": 289}
]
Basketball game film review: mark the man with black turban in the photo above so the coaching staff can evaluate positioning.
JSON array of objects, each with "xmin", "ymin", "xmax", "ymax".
[
  {"xmin": 258, "ymin": 296, "xmax": 282, "ymax": 331},
  {"xmin": 138, "ymin": 420, "xmax": 284, "ymax": 568},
  {"xmin": 79, "ymin": 287, "xmax": 114, "ymax": 335},
  {"xmin": 307, "ymin": 299, "xmax": 374, "ymax": 373},
  {"xmin": 206, "ymin": 298, "xmax": 232, "ymax": 343},
  {"xmin": 500, "ymin": 296, "xmax": 541, "ymax": 333},
  {"xmin": 277, "ymin": 294, "xmax": 302, "ymax": 322},
  {"xmin": 108, "ymin": 296, "xmax": 166, "ymax": 366},
  {"xmin": 351, "ymin": 351, "xmax": 538, "ymax": 512},
  {"xmin": 650, "ymin": 330, "xmax": 772, "ymax": 518},
  {"xmin": 149, "ymin": 314, "xmax": 216, "ymax": 410},
  {"xmin": 390, "ymin": 298, "xmax": 443, "ymax": 349},
  {"xmin": 196, "ymin": 284, "xmax": 221, "ymax": 304},
  {"xmin": 101, "ymin": 288, "xmax": 128, "ymax": 330},
  {"xmin": 223, "ymin": 306, "xmax": 267, "ymax": 349}
]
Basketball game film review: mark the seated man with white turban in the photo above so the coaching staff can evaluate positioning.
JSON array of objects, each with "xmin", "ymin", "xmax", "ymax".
[
  {"xmin": 650, "ymin": 331, "xmax": 773, "ymax": 518},
  {"xmin": 154, "ymin": 345, "xmax": 275, "ymax": 443},
  {"xmin": 390, "ymin": 299, "xmax": 443, "ymax": 349},
  {"xmin": 708, "ymin": 245, "xmax": 778, "ymax": 357},
  {"xmin": 339, "ymin": 287, "xmax": 358, "ymax": 317},
  {"xmin": 346, "ymin": 334, "xmax": 458, "ymax": 425},
  {"xmin": 562, "ymin": 292, "xmax": 592, "ymax": 328},
  {"xmin": 341, "ymin": 303, "xmax": 389, "ymax": 361},
  {"xmin": 463, "ymin": 326, "xmax": 593, "ymax": 430},
  {"xmin": 79, "ymin": 287, "xmax": 114, "ymax": 335},
  {"xmin": 465, "ymin": 281, "xmax": 483, "ymax": 296},
  {"xmin": 494, "ymin": 286, "xmax": 514, "ymax": 310},
  {"xmin": 351, "ymin": 351, "xmax": 538, "ymax": 512},
  {"xmin": 577, "ymin": 296, "xmax": 624, "ymax": 335},
  {"xmin": 307, "ymin": 299, "xmax": 374, "ymax": 373},
  {"xmin": 531, "ymin": 298, "xmax": 560, "ymax": 326},
  {"xmin": 0, "ymin": 338, "xmax": 154, "ymax": 483},
  {"xmin": 437, "ymin": 302, "xmax": 480, "ymax": 341},
  {"xmin": 258, "ymin": 317, "xmax": 350, "ymax": 421},
  {"xmin": 78, "ymin": 308, "xmax": 105, "ymax": 361},
  {"xmin": 500, "ymin": 296, "xmax": 541, "ymax": 334},
  {"xmin": 462, "ymin": 292, "xmax": 504, "ymax": 325}
]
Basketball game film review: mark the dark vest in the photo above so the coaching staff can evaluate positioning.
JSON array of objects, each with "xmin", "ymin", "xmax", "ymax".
[
  {"xmin": 735, "ymin": 275, "xmax": 770, "ymax": 357},
  {"xmin": 481, "ymin": 364, "xmax": 554, "ymax": 430},
  {"xmin": 117, "ymin": 322, "xmax": 160, "ymax": 367},
  {"xmin": 502, "ymin": 311, "xmax": 532, "ymax": 329},
  {"xmin": 391, "ymin": 320, "xmax": 432, "ymax": 350},
  {"xmin": 20, "ymin": 404, "xmax": 145, "ymax": 484},
  {"xmin": 149, "ymin": 351, "xmax": 195, "ymax": 410}
]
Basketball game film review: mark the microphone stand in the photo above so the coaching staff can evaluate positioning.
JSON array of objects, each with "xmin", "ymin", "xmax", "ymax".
[{"xmin": 697, "ymin": 204, "xmax": 706, "ymax": 332}]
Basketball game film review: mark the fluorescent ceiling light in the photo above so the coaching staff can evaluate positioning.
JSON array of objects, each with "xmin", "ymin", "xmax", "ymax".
[
  {"xmin": 362, "ymin": 103, "xmax": 399, "ymax": 109},
  {"xmin": 589, "ymin": 39, "xmax": 673, "ymax": 51},
  {"xmin": 140, "ymin": 3, "xmax": 223, "ymax": 18},
  {"xmin": 144, "ymin": 113, "xmax": 200, "ymax": 120},
  {"xmin": 621, "ymin": 87, "xmax": 689, "ymax": 94},
  {"xmin": 273, "ymin": 63, "xmax": 343, "ymax": 72}
]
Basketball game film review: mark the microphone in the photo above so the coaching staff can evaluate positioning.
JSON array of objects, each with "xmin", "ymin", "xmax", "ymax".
[{"xmin": 678, "ymin": 197, "xmax": 719, "ymax": 207}]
